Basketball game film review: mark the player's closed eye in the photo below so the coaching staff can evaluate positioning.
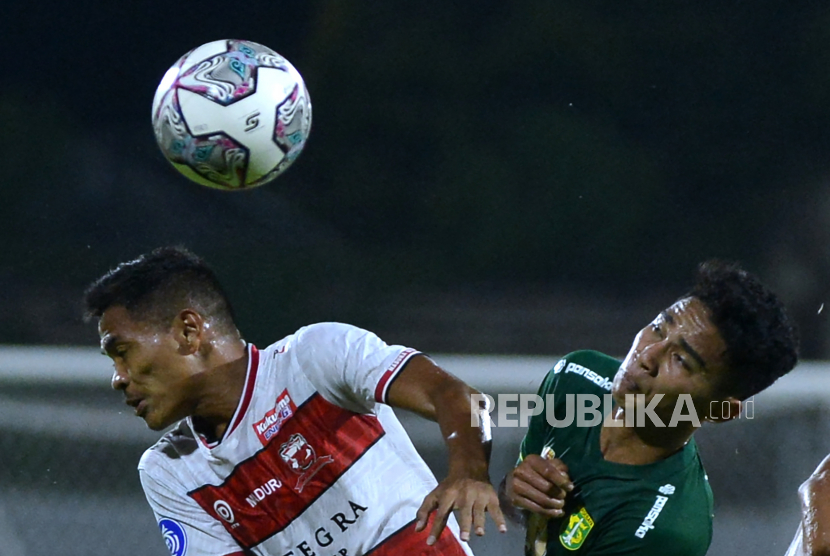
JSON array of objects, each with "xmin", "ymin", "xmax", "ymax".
[
  {"xmin": 651, "ymin": 323, "xmax": 664, "ymax": 338},
  {"xmin": 673, "ymin": 352, "xmax": 690, "ymax": 370}
]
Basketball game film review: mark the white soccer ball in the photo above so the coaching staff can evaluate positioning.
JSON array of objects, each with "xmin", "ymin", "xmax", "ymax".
[{"xmin": 151, "ymin": 39, "xmax": 312, "ymax": 190}]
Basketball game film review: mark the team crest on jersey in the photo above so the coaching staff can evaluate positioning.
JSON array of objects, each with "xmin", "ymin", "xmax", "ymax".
[
  {"xmin": 559, "ymin": 506, "xmax": 594, "ymax": 550},
  {"xmin": 253, "ymin": 389, "xmax": 296, "ymax": 445},
  {"xmin": 158, "ymin": 518, "xmax": 188, "ymax": 556},
  {"xmin": 279, "ymin": 433, "xmax": 334, "ymax": 492}
]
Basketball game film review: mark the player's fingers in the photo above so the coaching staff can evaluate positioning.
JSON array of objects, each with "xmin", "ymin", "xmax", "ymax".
[
  {"xmin": 512, "ymin": 494, "xmax": 565, "ymax": 519},
  {"xmin": 512, "ymin": 468, "xmax": 568, "ymax": 501},
  {"xmin": 537, "ymin": 462, "xmax": 573, "ymax": 492},
  {"xmin": 427, "ymin": 496, "xmax": 455, "ymax": 545},
  {"xmin": 510, "ymin": 479, "xmax": 566, "ymax": 511},
  {"xmin": 522, "ymin": 455, "xmax": 573, "ymax": 492},
  {"xmin": 415, "ymin": 493, "xmax": 439, "ymax": 532},
  {"xmin": 486, "ymin": 494, "xmax": 508, "ymax": 534},
  {"xmin": 455, "ymin": 493, "xmax": 474, "ymax": 542},
  {"xmin": 484, "ymin": 491, "xmax": 507, "ymax": 535},
  {"xmin": 471, "ymin": 498, "xmax": 486, "ymax": 536}
]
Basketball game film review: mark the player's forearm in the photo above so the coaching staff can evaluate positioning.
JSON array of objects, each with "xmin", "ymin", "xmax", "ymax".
[
  {"xmin": 385, "ymin": 355, "xmax": 492, "ymax": 478},
  {"xmin": 434, "ymin": 381, "xmax": 492, "ymax": 480}
]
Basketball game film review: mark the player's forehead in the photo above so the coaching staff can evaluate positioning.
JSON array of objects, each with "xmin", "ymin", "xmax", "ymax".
[
  {"xmin": 654, "ymin": 297, "xmax": 709, "ymax": 326},
  {"xmin": 98, "ymin": 305, "xmax": 141, "ymax": 344}
]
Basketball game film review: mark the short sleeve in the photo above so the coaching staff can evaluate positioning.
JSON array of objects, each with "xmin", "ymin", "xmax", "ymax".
[
  {"xmin": 519, "ymin": 358, "xmax": 567, "ymax": 463},
  {"xmin": 139, "ymin": 454, "xmax": 242, "ymax": 556},
  {"xmin": 290, "ymin": 322, "xmax": 420, "ymax": 412}
]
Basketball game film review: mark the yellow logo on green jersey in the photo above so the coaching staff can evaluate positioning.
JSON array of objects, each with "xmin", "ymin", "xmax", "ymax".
[{"xmin": 559, "ymin": 507, "xmax": 594, "ymax": 550}]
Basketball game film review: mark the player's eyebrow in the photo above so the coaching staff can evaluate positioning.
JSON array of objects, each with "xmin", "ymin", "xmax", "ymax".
[
  {"xmin": 660, "ymin": 310, "xmax": 675, "ymax": 325},
  {"xmin": 679, "ymin": 337, "xmax": 707, "ymax": 369}
]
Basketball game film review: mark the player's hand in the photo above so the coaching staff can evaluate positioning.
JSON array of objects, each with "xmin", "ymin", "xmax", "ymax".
[
  {"xmin": 414, "ymin": 475, "xmax": 507, "ymax": 545},
  {"xmin": 504, "ymin": 454, "xmax": 573, "ymax": 518}
]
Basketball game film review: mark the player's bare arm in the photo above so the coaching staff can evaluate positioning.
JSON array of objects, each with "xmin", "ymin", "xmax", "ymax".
[
  {"xmin": 789, "ymin": 454, "xmax": 830, "ymax": 556},
  {"xmin": 385, "ymin": 354, "xmax": 507, "ymax": 545},
  {"xmin": 499, "ymin": 454, "xmax": 573, "ymax": 526}
]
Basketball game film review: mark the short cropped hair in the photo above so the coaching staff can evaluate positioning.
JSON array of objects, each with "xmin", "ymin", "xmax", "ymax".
[
  {"xmin": 83, "ymin": 246, "xmax": 238, "ymax": 336},
  {"xmin": 687, "ymin": 260, "xmax": 799, "ymax": 400}
]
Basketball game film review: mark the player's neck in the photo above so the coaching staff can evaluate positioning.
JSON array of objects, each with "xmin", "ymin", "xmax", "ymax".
[
  {"xmin": 599, "ymin": 407, "xmax": 693, "ymax": 465},
  {"xmin": 189, "ymin": 338, "xmax": 249, "ymax": 442}
]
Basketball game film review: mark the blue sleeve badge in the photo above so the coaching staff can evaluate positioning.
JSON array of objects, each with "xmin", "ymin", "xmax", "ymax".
[{"xmin": 159, "ymin": 518, "xmax": 188, "ymax": 556}]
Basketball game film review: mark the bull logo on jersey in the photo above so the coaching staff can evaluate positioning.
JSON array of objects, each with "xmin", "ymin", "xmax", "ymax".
[
  {"xmin": 279, "ymin": 433, "xmax": 334, "ymax": 492},
  {"xmin": 559, "ymin": 506, "xmax": 594, "ymax": 550}
]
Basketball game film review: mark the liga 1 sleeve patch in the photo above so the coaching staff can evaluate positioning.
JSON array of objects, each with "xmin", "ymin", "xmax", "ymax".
[{"xmin": 158, "ymin": 518, "xmax": 188, "ymax": 556}]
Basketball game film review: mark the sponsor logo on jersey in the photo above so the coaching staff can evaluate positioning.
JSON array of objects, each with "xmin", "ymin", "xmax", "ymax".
[
  {"xmin": 280, "ymin": 432, "xmax": 335, "ymax": 492},
  {"xmin": 245, "ymin": 477, "xmax": 283, "ymax": 508},
  {"xmin": 564, "ymin": 362, "xmax": 613, "ymax": 391},
  {"xmin": 158, "ymin": 518, "xmax": 187, "ymax": 556},
  {"xmin": 635, "ymin": 484, "xmax": 674, "ymax": 538},
  {"xmin": 553, "ymin": 359, "xmax": 566, "ymax": 374},
  {"xmin": 559, "ymin": 506, "xmax": 594, "ymax": 550},
  {"xmin": 253, "ymin": 389, "xmax": 296, "ymax": 445},
  {"xmin": 213, "ymin": 500, "xmax": 237, "ymax": 525}
]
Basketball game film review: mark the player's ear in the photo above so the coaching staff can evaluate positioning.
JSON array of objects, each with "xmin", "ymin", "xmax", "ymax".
[
  {"xmin": 704, "ymin": 397, "xmax": 742, "ymax": 423},
  {"xmin": 174, "ymin": 309, "xmax": 204, "ymax": 355}
]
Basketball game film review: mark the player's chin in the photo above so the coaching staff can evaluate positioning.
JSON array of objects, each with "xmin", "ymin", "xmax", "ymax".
[{"xmin": 142, "ymin": 410, "xmax": 171, "ymax": 431}]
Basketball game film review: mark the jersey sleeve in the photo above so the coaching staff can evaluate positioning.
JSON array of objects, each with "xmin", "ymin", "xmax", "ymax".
[
  {"xmin": 139, "ymin": 454, "xmax": 242, "ymax": 556},
  {"xmin": 518, "ymin": 357, "xmax": 567, "ymax": 463},
  {"xmin": 291, "ymin": 322, "xmax": 421, "ymax": 413}
]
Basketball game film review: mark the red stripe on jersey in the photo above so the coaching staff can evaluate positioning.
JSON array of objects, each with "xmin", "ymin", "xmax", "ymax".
[
  {"xmin": 367, "ymin": 518, "xmax": 468, "ymax": 556},
  {"xmin": 189, "ymin": 393, "xmax": 385, "ymax": 549},
  {"xmin": 226, "ymin": 344, "xmax": 260, "ymax": 438},
  {"xmin": 374, "ymin": 348, "xmax": 418, "ymax": 403}
]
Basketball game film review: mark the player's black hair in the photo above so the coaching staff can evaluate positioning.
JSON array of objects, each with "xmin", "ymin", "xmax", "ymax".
[
  {"xmin": 83, "ymin": 246, "xmax": 238, "ymax": 335},
  {"xmin": 686, "ymin": 260, "xmax": 799, "ymax": 400}
]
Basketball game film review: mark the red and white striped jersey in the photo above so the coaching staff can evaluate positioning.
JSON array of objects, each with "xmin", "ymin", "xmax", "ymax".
[{"xmin": 138, "ymin": 322, "xmax": 474, "ymax": 556}]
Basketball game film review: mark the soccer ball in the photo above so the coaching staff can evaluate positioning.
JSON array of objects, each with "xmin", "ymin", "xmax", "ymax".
[{"xmin": 151, "ymin": 39, "xmax": 312, "ymax": 190}]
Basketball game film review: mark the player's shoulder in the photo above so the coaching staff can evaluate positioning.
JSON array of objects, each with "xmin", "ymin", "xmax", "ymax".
[
  {"xmin": 559, "ymin": 350, "xmax": 620, "ymax": 376},
  {"xmin": 276, "ymin": 322, "xmax": 372, "ymax": 347},
  {"xmin": 138, "ymin": 420, "xmax": 198, "ymax": 472},
  {"xmin": 541, "ymin": 350, "xmax": 620, "ymax": 393}
]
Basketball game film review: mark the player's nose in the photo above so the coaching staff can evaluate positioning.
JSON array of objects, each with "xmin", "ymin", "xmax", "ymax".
[
  {"xmin": 638, "ymin": 341, "xmax": 664, "ymax": 377},
  {"xmin": 111, "ymin": 366, "xmax": 129, "ymax": 390}
]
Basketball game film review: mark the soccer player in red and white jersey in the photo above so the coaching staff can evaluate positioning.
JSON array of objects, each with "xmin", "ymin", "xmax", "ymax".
[{"xmin": 83, "ymin": 246, "xmax": 505, "ymax": 556}]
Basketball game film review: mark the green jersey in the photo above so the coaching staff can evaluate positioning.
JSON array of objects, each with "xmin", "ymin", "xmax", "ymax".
[{"xmin": 518, "ymin": 350, "xmax": 713, "ymax": 556}]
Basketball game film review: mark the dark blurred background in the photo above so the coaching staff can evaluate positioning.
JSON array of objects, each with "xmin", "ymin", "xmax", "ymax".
[
  {"xmin": 3, "ymin": 3, "xmax": 830, "ymax": 555},
  {"xmin": 3, "ymin": 0, "xmax": 829, "ymax": 356}
]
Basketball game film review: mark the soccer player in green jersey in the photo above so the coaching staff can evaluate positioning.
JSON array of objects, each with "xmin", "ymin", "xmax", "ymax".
[{"xmin": 499, "ymin": 260, "xmax": 799, "ymax": 555}]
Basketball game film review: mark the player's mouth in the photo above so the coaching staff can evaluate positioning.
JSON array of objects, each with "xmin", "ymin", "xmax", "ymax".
[
  {"xmin": 126, "ymin": 397, "xmax": 147, "ymax": 417},
  {"xmin": 617, "ymin": 368, "xmax": 641, "ymax": 394}
]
